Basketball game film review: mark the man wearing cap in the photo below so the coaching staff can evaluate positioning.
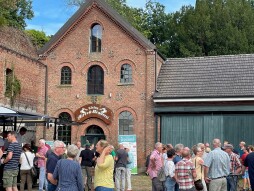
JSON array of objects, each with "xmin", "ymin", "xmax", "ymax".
[
  {"xmin": 79, "ymin": 143, "xmax": 95, "ymax": 191},
  {"xmin": 224, "ymin": 144, "xmax": 242, "ymax": 191},
  {"xmin": 204, "ymin": 138, "xmax": 230, "ymax": 191}
]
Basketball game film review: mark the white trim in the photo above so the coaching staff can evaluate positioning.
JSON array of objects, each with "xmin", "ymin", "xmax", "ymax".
[{"xmin": 154, "ymin": 97, "xmax": 254, "ymax": 103}]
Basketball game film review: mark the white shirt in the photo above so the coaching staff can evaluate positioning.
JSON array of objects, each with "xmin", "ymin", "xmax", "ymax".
[
  {"xmin": 20, "ymin": 151, "xmax": 35, "ymax": 170},
  {"xmin": 164, "ymin": 159, "xmax": 175, "ymax": 178}
]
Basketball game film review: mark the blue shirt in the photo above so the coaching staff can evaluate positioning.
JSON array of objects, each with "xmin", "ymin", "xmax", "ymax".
[
  {"xmin": 204, "ymin": 147, "xmax": 230, "ymax": 178},
  {"xmin": 173, "ymin": 155, "xmax": 182, "ymax": 165},
  {"xmin": 53, "ymin": 159, "xmax": 84, "ymax": 191},
  {"xmin": 46, "ymin": 152, "xmax": 61, "ymax": 174}
]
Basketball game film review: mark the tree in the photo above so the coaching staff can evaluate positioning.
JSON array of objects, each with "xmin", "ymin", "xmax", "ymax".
[
  {"xmin": 25, "ymin": 29, "xmax": 50, "ymax": 49},
  {"xmin": 0, "ymin": 0, "xmax": 33, "ymax": 29}
]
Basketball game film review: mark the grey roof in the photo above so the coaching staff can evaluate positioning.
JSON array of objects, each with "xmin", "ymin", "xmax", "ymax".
[
  {"xmin": 154, "ymin": 54, "xmax": 254, "ymax": 99},
  {"xmin": 39, "ymin": 0, "xmax": 155, "ymax": 54}
]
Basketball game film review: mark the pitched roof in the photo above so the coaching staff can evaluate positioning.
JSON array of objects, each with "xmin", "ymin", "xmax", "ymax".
[
  {"xmin": 154, "ymin": 54, "xmax": 254, "ymax": 99},
  {"xmin": 39, "ymin": 0, "xmax": 155, "ymax": 54}
]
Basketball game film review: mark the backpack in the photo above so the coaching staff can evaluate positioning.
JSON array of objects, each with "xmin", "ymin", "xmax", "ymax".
[{"xmin": 157, "ymin": 167, "xmax": 166, "ymax": 182}]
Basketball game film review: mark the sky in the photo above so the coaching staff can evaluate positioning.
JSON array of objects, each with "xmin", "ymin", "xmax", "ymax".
[{"xmin": 25, "ymin": 0, "xmax": 195, "ymax": 36}]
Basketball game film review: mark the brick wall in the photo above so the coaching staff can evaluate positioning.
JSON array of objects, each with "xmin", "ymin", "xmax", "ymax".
[{"xmin": 41, "ymin": 5, "xmax": 161, "ymax": 171}]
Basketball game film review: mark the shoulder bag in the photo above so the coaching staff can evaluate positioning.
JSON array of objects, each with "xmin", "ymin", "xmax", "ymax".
[
  {"xmin": 24, "ymin": 152, "xmax": 37, "ymax": 178},
  {"xmin": 194, "ymin": 158, "xmax": 204, "ymax": 190}
]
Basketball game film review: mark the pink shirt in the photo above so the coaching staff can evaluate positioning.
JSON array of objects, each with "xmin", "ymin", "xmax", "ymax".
[
  {"xmin": 37, "ymin": 145, "xmax": 48, "ymax": 167},
  {"xmin": 147, "ymin": 149, "xmax": 163, "ymax": 179}
]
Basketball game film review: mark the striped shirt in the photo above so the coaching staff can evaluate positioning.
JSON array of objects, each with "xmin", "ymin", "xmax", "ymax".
[
  {"xmin": 229, "ymin": 152, "xmax": 241, "ymax": 173},
  {"xmin": 204, "ymin": 147, "xmax": 230, "ymax": 178},
  {"xmin": 4, "ymin": 142, "xmax": 22, "ymax": 170},
  {"xmin": 175, "ymin": 158, "xmax": 195, "ymax": 190}
]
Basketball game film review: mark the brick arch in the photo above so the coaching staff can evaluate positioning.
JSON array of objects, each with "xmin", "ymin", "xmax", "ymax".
[
  {"xmin": 57, "ymin": 62, "xmax": 76, "ymax": 72},
  {"xmin": 53, "ymin": 108, "xmax": 75, "ymax": 121},
  {"xmin": 88, "ymin": 20, "xmax": 105, "ymax": 30},
  {"xmin": 81, "ymin": 118, "xmax": 110, "ymax": 138},
  {"xmin": 115, "ymin": 106, "xmax": 138, "ymax": 121},
  {"xmin": 81, "ymin": 61, "xmax": 109, "ymax": 76},
  {"xmin": 114, "ymin": 59, "xmax": 137, "ymax": 72}
]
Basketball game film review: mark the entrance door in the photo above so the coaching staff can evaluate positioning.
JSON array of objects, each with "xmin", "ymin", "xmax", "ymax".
[{"xmin": 81, "ymin": 125, "xmax": 105, "ymax": 146}]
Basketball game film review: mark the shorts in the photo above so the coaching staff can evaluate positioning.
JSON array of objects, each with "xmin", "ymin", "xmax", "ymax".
[
  {"xmin": 242, "ymin": 170, "xmax": 249, "ymax": 179},
  {"xmin": 3, "ymin": 169, "xmax": 19, "ymax": 188}
]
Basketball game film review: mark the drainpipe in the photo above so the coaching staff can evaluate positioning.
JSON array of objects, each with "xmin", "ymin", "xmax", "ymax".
[{"xmin": 44, "ymin": 64, "xmax": 48, "ymax": 139}]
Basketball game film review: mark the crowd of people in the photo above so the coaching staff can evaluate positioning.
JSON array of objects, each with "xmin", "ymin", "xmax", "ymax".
[
  {"xmin": 146, "ymin": 139, "xmax": 254, "ymax": 191},
  {"xmin": 0, "ymin": 129, "xmax": 134, "ymax": 191}
]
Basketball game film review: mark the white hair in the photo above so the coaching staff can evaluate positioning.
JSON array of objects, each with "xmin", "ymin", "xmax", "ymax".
[{"xmin": 39, "ymin": 139, "xmax": 46, "ymax": 144}]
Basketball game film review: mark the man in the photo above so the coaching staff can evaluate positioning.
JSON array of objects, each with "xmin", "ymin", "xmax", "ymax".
[
  {"xmin": 36, "ymin": 138, "xmax": 49, "ymax": 191},
  {"xmin": 46, "ymin": 140, "xmax": 65, "ymax": 191},
  {"xmin": 204, "ymin": 138, "xmax": 230, "ymax": 191},
  {"xmin": 175, "ymin": 147, "xmax": 196, "ymax": 191},
  {"xmin": 244, "ymin": 146, "xmax": 254, "ymax": 191},
  {"xmin": 147, "ymin": 142, "xmax": 164, "ymax": 191},
  {"xmin": 239, "ymin": 141, "xmax": 246, "ymax": 157},
  {"xmin": 75, "ymin": 141, "xmax": 84, "ymax": 162},
  {"xmin": 16, "ymin": 127, "xmax": 27, "ymax": 145},
  {"xmin": 223, "ymin": 144, "xmax": 242, "ymax": 191},
  {"xmin": 115, "ymin": 143, "xmax": 128, "ymax": 191},
  {"xmin": 173, "ymin": 143, "xmax": 184, "ymax": 191},
  {"xmin": 79, "ymin": 143, "xmax": 95, "ymax": 191},
  {"xmin": 241, "ymin": 146, "xmax": 251, "ymax": 191},
  {"xmin": 1, "ymin": 131, "xmax": 22, "ymax": 191}
]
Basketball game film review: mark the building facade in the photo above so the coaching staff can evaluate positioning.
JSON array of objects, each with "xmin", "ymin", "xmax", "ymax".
[
  {"xmin": 154, "ymin": 55, "xmax": 254, "ymax": 148},
  {"xmin": 36, "ymin": 0, "xmax": 164, "ymax": 170}
]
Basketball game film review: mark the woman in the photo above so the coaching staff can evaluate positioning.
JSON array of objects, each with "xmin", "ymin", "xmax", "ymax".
[
  {"xmin": 20, "ymin": 144, "xmax": 35, "ymax": 191},
  {"xmin": 164, "ymin": 149, "xmax": 176, "ymax": 191},
  {"xmin": 192, "ymin": 145, "xmax": 207, "ymax": 191},
  {"xmin": 94, "ymin": 140, "xmax": 114, "ymax": 191},
  {"xmin": 53, "ymin": 144, "xmax": 84, "ymax": 191}
]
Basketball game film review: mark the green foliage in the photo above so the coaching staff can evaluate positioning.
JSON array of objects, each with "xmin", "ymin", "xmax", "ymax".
[
  {"xmin": 0, "ymin": 0, "xmax": 33, "ymax": 29},
  {"xmin": 25, "ymin": 29, "xmax": 50, "ymax": 49},
  {"xmin": 5, "ymin": 68, "xmax": 21, "ymax": 106}
]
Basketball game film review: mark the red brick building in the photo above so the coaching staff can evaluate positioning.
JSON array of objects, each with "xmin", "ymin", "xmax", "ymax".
[{"xmin": 36, "ymin": 0, "xmax": 164, "ymax": 170}]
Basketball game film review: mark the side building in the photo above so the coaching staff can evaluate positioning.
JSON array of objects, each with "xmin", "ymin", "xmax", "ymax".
[
  {"xmin": 154, "ymin": 55, "xmax": 254, "ymax": 148},
  {"xmin": 38, "ymin": 0, "xmax": 164, "ymax": 170},
  {"xmin": 0, "ymin": 26, "xmax": 47, "ymax": 142}
]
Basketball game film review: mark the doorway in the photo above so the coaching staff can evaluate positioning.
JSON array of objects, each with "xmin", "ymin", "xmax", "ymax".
[{"xmin": 81, "ymin": 125, "xmax": 106, "ymax": 146}]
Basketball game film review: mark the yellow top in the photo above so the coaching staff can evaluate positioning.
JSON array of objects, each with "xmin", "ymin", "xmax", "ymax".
[{"xmin": 94, "ymin": 155, "xmax": 114, "ymax": 189}]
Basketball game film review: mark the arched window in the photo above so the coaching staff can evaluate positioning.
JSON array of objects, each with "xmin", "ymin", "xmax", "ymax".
[
  {"xmin": 60, "ymin": 66, "xmax": 72, "ymax": 85},
  {"xmin": 90, "ymin": 24, "xmax": 102, "ymax": 52},
  {"xmin": 5, "ymin": 68, "xmax": 13, "ymax": 95},
  {"xmin": 58, "ymin": 112, "xmax": 72, "ymax": 145},
  {"xmin": 87, "ymin": 65, "xmax": 104, "ymax": 95},
  {"xmin": 119, "ymin": 111, "xmax": 134, "ymax": 135},
  {"xmin": 120, "ymin": 64, "xmax": 132, "ymax": 83}
]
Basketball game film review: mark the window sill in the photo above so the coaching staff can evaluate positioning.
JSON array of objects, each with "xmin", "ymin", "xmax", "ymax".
[
  {"xmin": 57, "ymin": 85, "xmax": 73, "ymax": 88},
  {"xmin": 117, "ymin": 83, "xmax": 134, "ymax": 86}
]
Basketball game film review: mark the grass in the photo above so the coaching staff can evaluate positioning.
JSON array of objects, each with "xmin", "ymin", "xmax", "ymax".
[{"xmin": 131, "ymin": 173, "xmax": 151, "ymax": 191}]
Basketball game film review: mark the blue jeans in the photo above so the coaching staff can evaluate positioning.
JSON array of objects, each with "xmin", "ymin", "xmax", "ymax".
[
  {"xmin": 39, "ymin": 167, "xmax": 48, "ymax": 191},
  {"xmin": 95, "ymin": 186, "xmax": 114, "ymax": 191},
  {"xmin": 227, "ymin": 175, "xmax": 238, "ymax": 191},
  {"xmin": 165, "ymin": 176, "xmax": 176, "ymax": 191},
  {"xmin": 47, "ymin": 181, "xmax": 57, "ymax": 191}
]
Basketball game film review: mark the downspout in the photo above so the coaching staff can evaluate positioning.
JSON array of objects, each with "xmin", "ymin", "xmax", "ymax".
[{"xmin": 44, "ymin": 64, "xmax": 48, "ymax": 139}]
